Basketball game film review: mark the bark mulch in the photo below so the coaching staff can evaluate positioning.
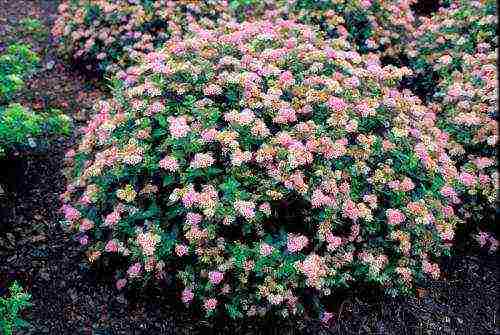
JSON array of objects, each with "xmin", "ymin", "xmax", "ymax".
[{"xmin": 0, "ymin": 1, "xmax": 499, "ymax": 334}]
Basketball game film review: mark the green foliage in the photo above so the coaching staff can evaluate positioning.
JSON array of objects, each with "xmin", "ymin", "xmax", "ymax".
[
  {"xmin": 0, "ymin": 43, "xmax": 71, "ymax": 158},
  {"xmin": 18, "ymin": 18, "xmax": 48, "ymax": 41},
  {"xmin": 0, "ymin": 282, "xmax": 31, "ymax": 335},
  {"xmin": 0, "ymin": 44, "xmax": 39, "ymax": 103},
  {"xmin": 0, "ymin": 104, "xmax": 71, "ymax": 157}
]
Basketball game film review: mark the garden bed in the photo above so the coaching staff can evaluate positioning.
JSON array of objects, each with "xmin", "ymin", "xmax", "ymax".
[{"xmin": 0, "ymin": 0, "xmax": 498, "ymax": 334}]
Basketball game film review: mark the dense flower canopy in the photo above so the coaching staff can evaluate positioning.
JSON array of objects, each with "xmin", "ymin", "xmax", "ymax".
[
  {"xmin": 282, "ymin": 0, "xmax": 417, "ymax": 55},
  {"xmin": 405, "ymin": 0, "xmax": 498, "ymax": 247},
  {"xmin": 52, "ymin": 0, "xmax": 231, "ymax": 74},
  {"xmin": 61, "ymin": 18, "xmax": 463, "ymax": 319},
  {"xmin": 406, "ymin": 0, "xmax": 497, "ymax": 77}
]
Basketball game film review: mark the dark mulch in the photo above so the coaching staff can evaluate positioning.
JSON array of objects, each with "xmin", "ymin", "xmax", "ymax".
[
  {"xmin": 411, "ymin": 0, "xmax": 441, "ymax": 17},
  {"xmin": 0, "ymin": 0, "xmax": 499, "ymax": 334}
]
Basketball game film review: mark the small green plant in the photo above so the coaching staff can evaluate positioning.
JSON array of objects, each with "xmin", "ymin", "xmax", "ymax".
[
  {"xmin": 0, "ymin": 281, "xmax": 31, "ymax": 335},
  {"xmin": 0, "ymin": 44, "xmax": 40, "ymax": 103},
  {"xmin": 0, "ymin": 104, "xmax": 71, "ymax": 157}
]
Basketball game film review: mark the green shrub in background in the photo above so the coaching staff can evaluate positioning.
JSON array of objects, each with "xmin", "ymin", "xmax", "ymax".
[
  {"xmin": 0, "ymin": 44, "xmax": 40, "ymax": 104},
  {"xmin": 0, "ymin": 104, "xmax": 71, "ymax": 158},
  {"xmin": 0, "ymin": 44, "xmax": 71, "ymax": 158},
  {"xmin": 18, "ymin": 18, "xmax": 48, "ymax": 41},
  {"xmin": 0, "ymin": 282, "xmax": 31, "ymax": 335}
]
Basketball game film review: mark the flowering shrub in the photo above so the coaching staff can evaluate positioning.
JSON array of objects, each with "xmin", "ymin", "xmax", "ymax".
[
  {"xmin": 0, "ymin": 44, "xmax": 39, "ymax": 103},
  {"xmin": 405, "ymin": 0, "xmax": 497, "ymax": 98},
  {"xmin": 62, "ymin": 20, "xmax": 461, "ymax": 320},
  {"xmin": 282, "ymin": 0, "xmax": 417, "ymax": 55},
  {"xmin": 52, "ymin": 0, "xmax": 231, "ymax": 75},
  {"xmin": 406, "ymin": 0, "xmax": 498, "ymax": 250},
  {"xmin": 432, "ymin": 50, "xmax": 497, "ymax": 247}
]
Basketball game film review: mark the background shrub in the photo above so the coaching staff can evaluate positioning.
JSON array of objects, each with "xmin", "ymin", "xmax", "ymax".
[
  {"xmin": 0, "ymin": 44, "xmax": 39, "ymax": 104},
  {"xmin": 62, "ymin": 20, "xmax": 461, "ymax": 320},
  {"xmin": 405, "ymin": 0, "xmax": 497, "ymax": 101},
  {"xmin": 278, "ymin": 0, "xmax": 417, "ymax": 55},
  {"xmin": 52, "ymin": 0, "xmax": 231, "ymax": 76},
  {"xmin": 405, "ymin": 0, "xmax": 498, "ymax": 250},
  {"xmin": 0, "ymin": 104, "xmax": 71, "ymax": 158},
  {"xmin": 0, "ymin": 44, "xmax": 71, "ymax": 158}
]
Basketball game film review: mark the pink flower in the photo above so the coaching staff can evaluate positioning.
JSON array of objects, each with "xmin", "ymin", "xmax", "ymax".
[
  {"xmin": 182, "ymin": 288, "xmax": 194, "ymax": 304},
  {"xmin": 234, "ymin": 200, "xmax": 256, "ymax": 220},
  {"xmin": 62, "ymin": 205, "xmax": 81, "ymax": 222},
  {"xmin": 422, "ymin": 260, "xmax": 440, "ymax": 280},
  {"xmin": 190, "ymin": 153, "xmax": 214, "ymax": 169},
  {"xmin": 395, "ymin": 267, "xmax": 412, "ymax": 283},
  {"xmin": 386, "ymin": 209, "xmax": 406, "ymax": 225},
  {"xmin": 147, "ymin": 101, "xmax": 164, "ymax": 115},
  {"xmin": 203, "ymin": 84, "xmax": 222, "ymax": 96},
  {"xmin": 258, "ymin": 202, "xmax": 271, "ymax": 216},
  {"xmin": 136, "ymin": 232, "xmax": 160, "ymax": 256},
  {"xmin": 238, "ymin": 109, "xmax": 255, "ymax": 125},
  {"xmin": 116, "ymin": 278, "xmax": 127, "ymax": 290},
  {"xmin": 208, "ymin": 271, "xmax": 224, "ymax": 285},
  {"xmin": 175, "ymin": 244, "xmax": 189, "ymax": 257},
  {"xmin": 459, "ymin": 172, "xmax": 476, "ymax": 187},
  {"xmin": 326, "ymin": 233, "xmax": 342, "ymax": 251},
  {"xmin": 279, "ymin": 70, "xmax": 294, "ymax": 87},
  {"xmin": 476, "ymin": 231, "xmax": 490, "ymax": 247},
  {"xmin": 327, "ymin": 96, "xmax": 347, "ymax": 112},
  {"xmin": 201, "ymin": 128, "xmax": 217, "ymax": 142},
  {"xmin": 79, "ymin": 219, "xmax": 94, "ymax": 232},
  {"xmin": 474, "ymin": 157, "xmax": 494, "ymax": 169},
  {"xmin": 168, "ymin": 116, "xmax": 190, "ymax": 139},
  {"xmin": 104, "ymin": 211, "xmax": 120, "ymax": 226},
  {"xmin": 65, "ymin": 149, "xmax": 76, "ymax": 159},
  {"xmin": 204, "ymin": 298, "xmax": 217, "ymax": 311},
  {"xmin": 181, "ymin": 187, "xmax": 198, "ymax": 208},
  {"xmin": 287, "ymin": 234, "xmax": 308, "ymax": 253},
  {"xmin": 127, "ymin": 262, "xmax": 142, "ymax": 278},
  {"xmin": 342, "ymin": 200, "xmax": 359, "ymax": 221},
  {"xmin": 400, "ymin": 178, "xmax": 415, "ymax": 192},
  {"xmin": 78, "ymin": 194, "xmax": 91, "ymax": 205},
  {"xmin": 185, "ymin": 212, "xmax": 203, "ymax": 225},
  {"xmin": 79, "ymin": 235, "xmax": 88, "ymax": 246},
  {"xmin": 273, "ymin": 107, "xmax": 297, "ymax": 124},
  {"xmin": 349, "ymin": 224, "xmax": 360, "ymax": 242},
  {"xmin": 442, "ymin": 205, "xmax": 454, "ymax": 218},
  {"xmin": 321, "ymin": 311, "xmax": 334, "ymax": 324},
  {"xmin": 311, "ymin": 189, "xmax": 334, "ymax": 208},
  {"xmin": 260, "ymin": 243, "xmax": 274, "ymax": 256},
  {"xmin": 105, "ymin": 240, "xmax": 119, "ymax": 252},
  {"xmin": 159, "ymin": 156, "xmax": 178, "ymax": 172},
  {"xmin": 298, "ymin": 253, "xmax": 327, "ymax": 289},
  {"xmin": 440, "ymin": 186, "xmax": 460, "ymax": 203}
]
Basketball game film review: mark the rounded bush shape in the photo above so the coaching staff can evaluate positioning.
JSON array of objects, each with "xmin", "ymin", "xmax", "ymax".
[
  {"xmin": 62, "ymin": 19, "xmax": 460, "ymax": 319},
  {"xmin": 52, "ymin": 0, "xmax": 230, "ymax": 74}
]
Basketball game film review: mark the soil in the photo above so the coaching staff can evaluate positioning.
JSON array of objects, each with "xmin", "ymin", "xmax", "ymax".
[{"xmin": 0, "ymin": 1, "xmax": 499, "ymax": 334}]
